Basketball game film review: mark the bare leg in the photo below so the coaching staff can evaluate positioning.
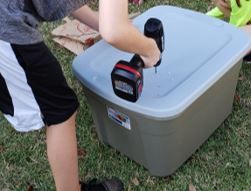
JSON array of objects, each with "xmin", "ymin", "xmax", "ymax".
[{"xmin": 46, "ymin": 112, "xmax": 81, "ymax": 191}]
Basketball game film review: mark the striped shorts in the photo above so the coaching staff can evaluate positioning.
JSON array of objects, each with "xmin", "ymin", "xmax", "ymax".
[{"xmin": 0, "ymin": 40, "xmax": 79, "ymax": 132}]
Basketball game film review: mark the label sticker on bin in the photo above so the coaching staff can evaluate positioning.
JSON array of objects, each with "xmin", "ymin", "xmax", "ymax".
[{"xmin": 107, "ymin": 107, "xmax": 131, "ymax": 130}]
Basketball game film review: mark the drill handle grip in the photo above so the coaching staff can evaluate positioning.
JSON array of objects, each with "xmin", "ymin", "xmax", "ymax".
[{"xmin": 129, "ymin": 54, "xmax": 144, "ymax": 69}]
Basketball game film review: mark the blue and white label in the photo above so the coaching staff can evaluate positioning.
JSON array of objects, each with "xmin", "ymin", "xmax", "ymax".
[{"xmin": 107, "ymin": 107, "xmax": 131, "ymax": 130}]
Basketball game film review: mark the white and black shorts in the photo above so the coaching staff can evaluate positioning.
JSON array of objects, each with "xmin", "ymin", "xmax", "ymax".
[{"xmin": 0, "ymin": 40, "xmax": 79, "ymax": 132}]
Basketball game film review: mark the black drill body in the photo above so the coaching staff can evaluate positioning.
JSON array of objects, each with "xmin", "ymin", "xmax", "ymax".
[{"xmin": 111, "ymin": 18, "xmax": 164, "ymax": 102}]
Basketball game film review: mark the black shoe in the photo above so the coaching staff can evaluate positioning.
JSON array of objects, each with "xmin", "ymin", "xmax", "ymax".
[
  {"xmin": 80, "ymin": 178, "xmax": 124, "ymax": 191},
  {"xmin": 243, "ymin": 53, "xmax": 251, "ymax": 64}
]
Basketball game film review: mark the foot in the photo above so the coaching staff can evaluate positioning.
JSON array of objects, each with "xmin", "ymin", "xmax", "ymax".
[{"xmin": 80, "ymin": 178, "xmax": 124, "ymax": 191}]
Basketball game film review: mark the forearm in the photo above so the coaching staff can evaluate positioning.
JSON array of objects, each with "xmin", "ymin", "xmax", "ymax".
[
  {"xmin": 71, "ymin": 5, "xmax": 99, "ymax": 31},
  {"xmin": 101, "ymin": 19, "xmax": 156, "ymax": 57},
  {"xmin": 99, "ymin": 0, "xmax": 159, "ymax": 67}
]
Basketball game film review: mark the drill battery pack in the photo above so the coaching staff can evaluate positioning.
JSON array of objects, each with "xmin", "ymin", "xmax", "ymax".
[{"xmin": 111, "ymin": 56, "xmax": 144, "ymax": 102}]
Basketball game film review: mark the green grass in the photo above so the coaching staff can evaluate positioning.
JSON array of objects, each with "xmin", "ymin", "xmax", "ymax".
[{"xmin": 0, "ymin": 1, "xmax": 251, "ymax": 190}]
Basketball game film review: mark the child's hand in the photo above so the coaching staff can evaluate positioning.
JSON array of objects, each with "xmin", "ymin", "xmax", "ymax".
[
  {"xmin": 213, "ymin": 0, "xmax": 231, "ymax": 17},
  {"xmin": 140, "ymin": 39, "xmax": 161, "ymax": 68}
]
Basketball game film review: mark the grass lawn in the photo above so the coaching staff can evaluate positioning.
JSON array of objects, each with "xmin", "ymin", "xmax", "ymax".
[{"xmin": 0, "ymin": 0, "xmax": 251, "ymax": 190}]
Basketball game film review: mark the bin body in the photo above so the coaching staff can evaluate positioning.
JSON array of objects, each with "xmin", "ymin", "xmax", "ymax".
[{"xmin": 72, "ymin": 6, "xmax": 251, "ymax": 176}]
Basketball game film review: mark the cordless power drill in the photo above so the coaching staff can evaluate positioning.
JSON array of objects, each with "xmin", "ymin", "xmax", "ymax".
[{"xmin": 111, "ymin": 18, "xmax": 165, "ymax": 102}]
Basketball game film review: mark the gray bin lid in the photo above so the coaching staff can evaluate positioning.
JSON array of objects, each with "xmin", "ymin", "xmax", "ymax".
[{"xmin": 72, "ymin": 5, "xmax": 251, "ymax": 120}]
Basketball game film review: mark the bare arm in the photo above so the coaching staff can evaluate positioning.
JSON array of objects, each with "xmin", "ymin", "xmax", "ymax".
[
  {"xmin": 71, "ymin": 5, "xmax": 99, "ymax": 31},
  {"xmin": 213, "ymin": 0, "xmax": 231, "ymax": 18},
  {"xmin": 99, "ymin": 0, "xmax": 160, "ymax": 68}
]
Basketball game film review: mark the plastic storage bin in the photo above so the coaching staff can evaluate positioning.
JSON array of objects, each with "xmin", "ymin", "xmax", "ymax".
[{"xmin": 72, "ymin": 6, "xmax": 251, "ymax": 176}]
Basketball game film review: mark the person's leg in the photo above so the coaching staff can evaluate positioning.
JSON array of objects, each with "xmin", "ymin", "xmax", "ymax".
[
  {"xmin": 0, "ymin": 40, "xmax": 124, "ymax": 191},
  {"xmin": 46, "ymin": 111, "xmax": 80, "ymax": 191},
  {"xmin": 7, "ymin": 41, "xmax": 81, "ymax": 190},
  {"xmin": 46, "ymin": 110, "xmax": 124, "ymax": 191}
]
